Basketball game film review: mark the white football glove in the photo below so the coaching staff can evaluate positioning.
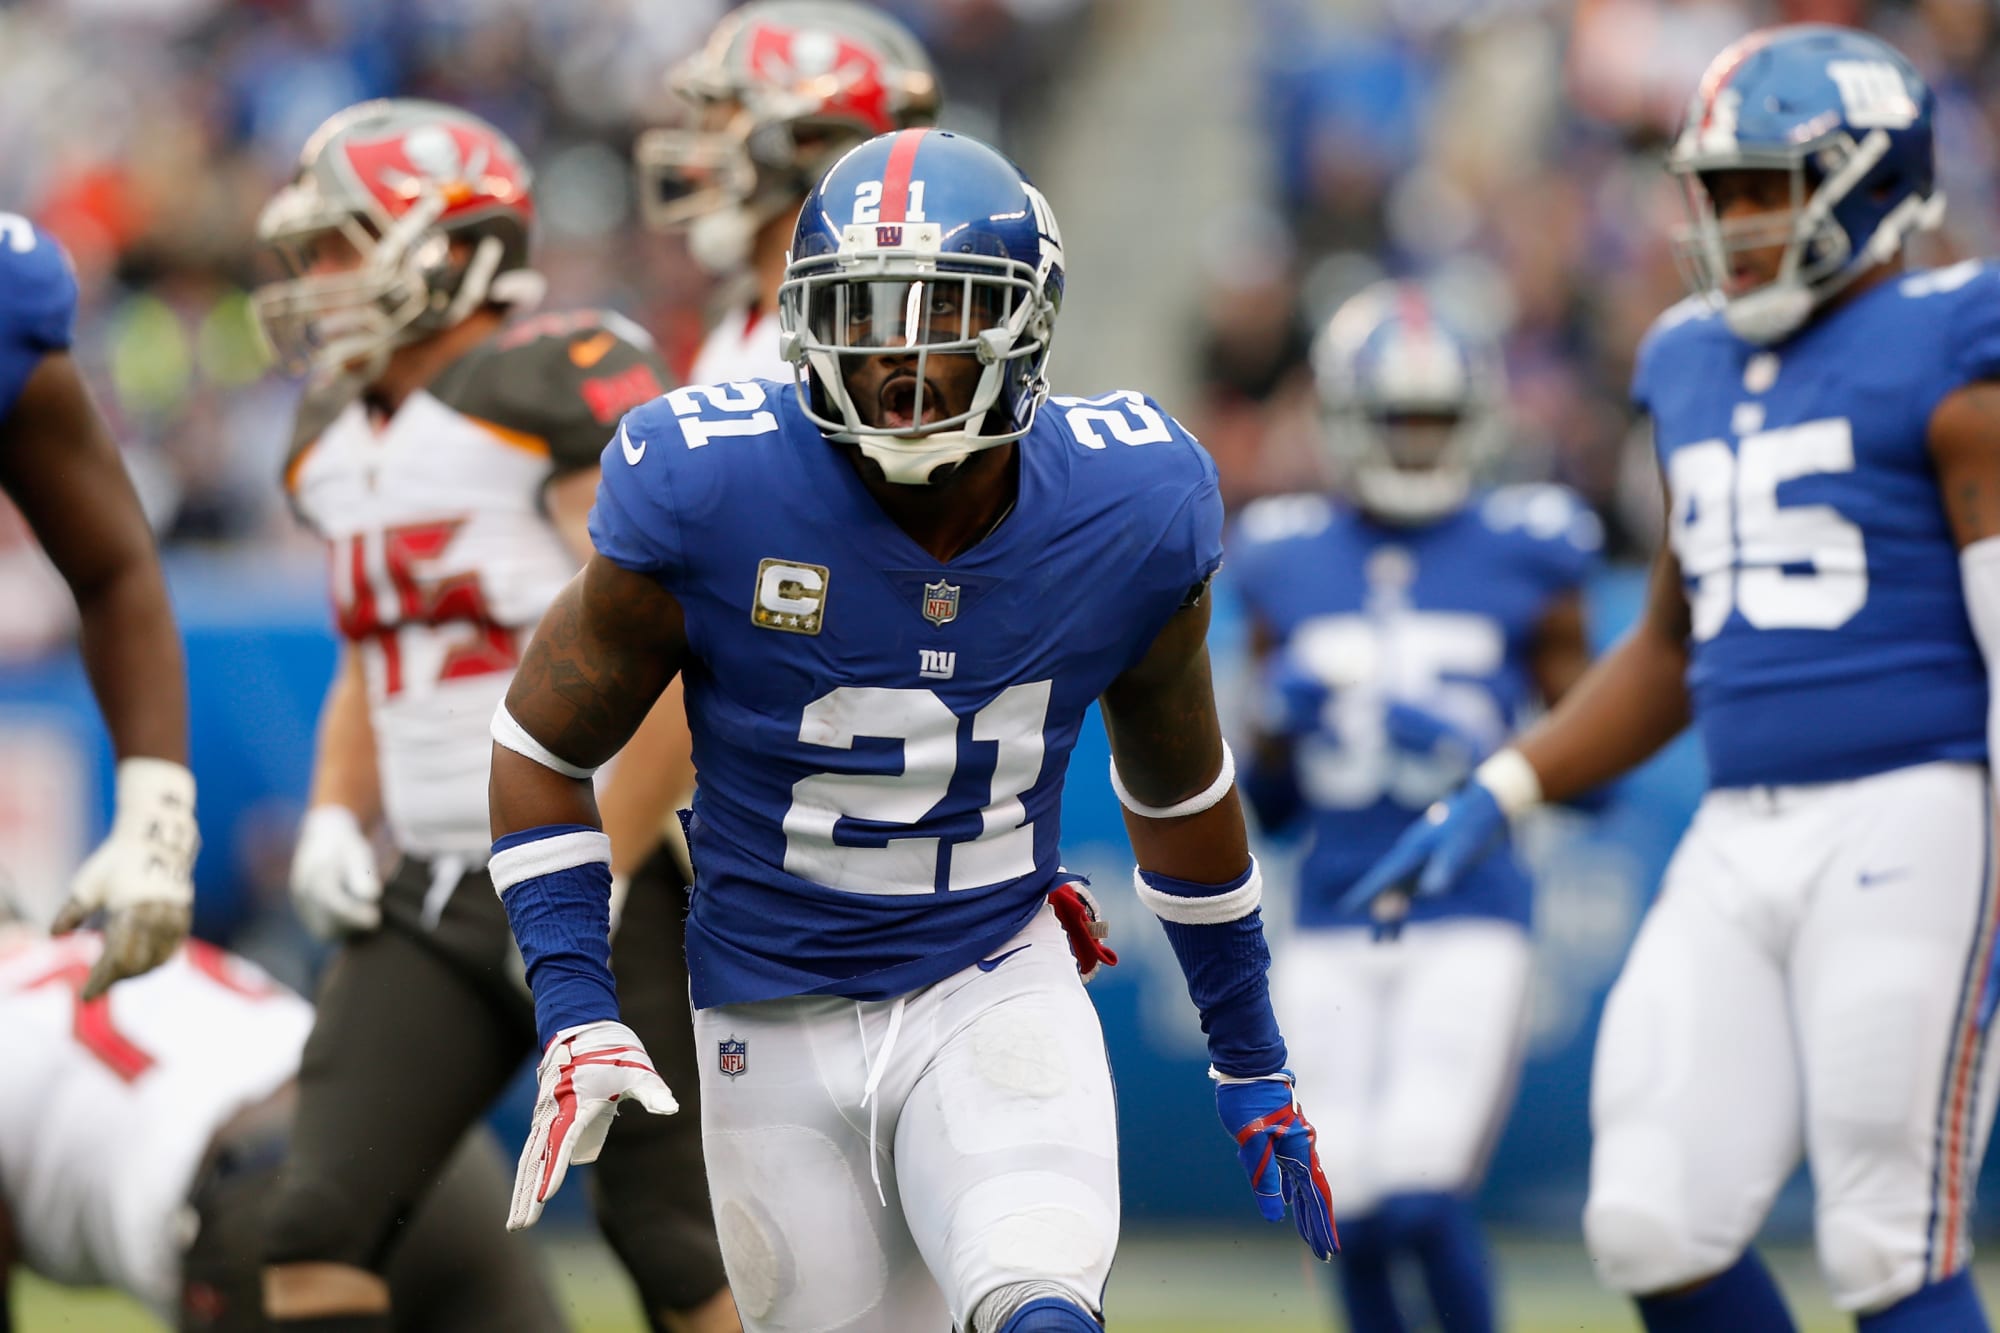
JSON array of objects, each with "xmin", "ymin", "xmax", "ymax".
[
  {"xmin": 508, "ymin": 1020, "xmax": 678, "ymax": 1231},
  {"xmin": 289, "ymin": 805, "xmax": 382, "ymax": 939},
  {"xmin": 51, "ymin": 757, "xmax": 197, "ymax": 1000}
]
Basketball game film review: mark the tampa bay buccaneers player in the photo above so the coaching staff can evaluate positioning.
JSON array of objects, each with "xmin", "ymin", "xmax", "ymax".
[{"xmin": 250, "ymin": 100, "xmax": 733, "ymax": 1333}]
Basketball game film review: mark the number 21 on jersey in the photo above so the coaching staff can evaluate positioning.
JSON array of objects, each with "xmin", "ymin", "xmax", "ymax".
[
  {"xmin": 784, "ymin": 682, "xmax": 1049, "ymax": 896},
  {"xmin": 1668, "ymin": 416, "xmax": 1868, "ymax": 641}
]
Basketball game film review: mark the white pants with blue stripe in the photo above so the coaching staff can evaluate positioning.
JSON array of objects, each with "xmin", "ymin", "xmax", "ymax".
[
  {"xmin": 691, "ymin": 905, "xmax": 1119, "ymax": 1332},
  {"xmin": 1584, "ymin": 760, "xmax": 2000, "ymax": 1312}
]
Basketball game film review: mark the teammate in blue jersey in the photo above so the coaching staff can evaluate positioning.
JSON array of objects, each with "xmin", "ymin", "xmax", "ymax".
[
  {"xmin": 1232, "ymin": 281, "xmax": 1598, "ymax": 1333},
  {"xmin": 1350, "ymin": 25, "xmax": 2000, "ymax": 1333},
  {"xmin": 484, "ymin": 129, "xmax": 1336, "ymax": 1332},
  {"xmin": 0, "ymin": 215, "xmax": 196, "ymax": 1000}
]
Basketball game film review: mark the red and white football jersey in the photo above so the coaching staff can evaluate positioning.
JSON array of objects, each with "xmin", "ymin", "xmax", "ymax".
[
  {"xmin": 0, "ymin": 932, "xmax": 311, "ymax": 1312},
  {"xmin": 690, "ymin": 304, "xmax": 784, "ymax": 388},
  {"xmin": 284, "ymin": 314, "xmax": 669, "ymax": 857}
]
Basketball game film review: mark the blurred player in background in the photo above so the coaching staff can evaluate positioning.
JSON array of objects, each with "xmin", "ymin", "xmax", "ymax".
[
  {"xmin": 1231, "ymin": 281, "xmax": 1599, "ymax": 1333},
  {"xmin": 486, "ymin": 129, "xmax": 1336, "ymax": 1332},
  {"xmin": 0, "ymin": 214, "xmax": 197, "ymax": 999},
  {"xmin": 1352, "ymin": 25, "xmax": 2000, "ymax": 1332},
  {"xmin": 0, "ymin": 917, "xmax": 563, "ymax": 1333},
  {"xmin": 605, "ymin": 2, "xmax": 945, "ymax": 916},
  {"xmin": 251, "ymin": 99, "xmax": 733, "ymax": 1333},
  {"xmin": 634, "ymin": 0, "xmax": 941, "ymax": 386}
]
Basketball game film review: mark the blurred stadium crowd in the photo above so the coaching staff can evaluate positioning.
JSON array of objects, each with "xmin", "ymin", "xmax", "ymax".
[{"xmin": 0, "ymin": 0, "xmax": 1993, "ymax": 569}]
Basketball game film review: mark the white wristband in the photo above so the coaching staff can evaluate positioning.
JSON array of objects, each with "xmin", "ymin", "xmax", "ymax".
[
  {"xmin": 1134, "ymin": 857, "xmax": 1263, "ymax": 925},
  {"xmin": 491, "ymin": 704, "xmax": 598, "ymax": 781},
  {"xmin": 1110, "ymin": 742, "xmax": 1236, "ymax": 821},
  {"xmin": 489, "ymin": 829, "xmax": 612, "ymax": 897},
  {"xmin": 1475, "ymin": 748, "xmax": 1544, "ymax": 818}
]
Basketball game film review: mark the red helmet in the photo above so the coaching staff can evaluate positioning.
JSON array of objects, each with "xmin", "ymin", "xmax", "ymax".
[
  {"xmin": 252, "ymin": 98, "xmax": 544, "ymax": 377},
  {"xmin": 634, "ymin": 1, "xmax": 940, "ymax": 269}
]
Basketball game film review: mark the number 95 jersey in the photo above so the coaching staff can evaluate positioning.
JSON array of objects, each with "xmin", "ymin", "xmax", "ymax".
[
  {"xmin": 591, "ymin": 381, "xmax": 1221, "ymax": 1008},
  {"xmin": 1640, "ymin": 262, "xmax": 2000, "ymax": 789}
]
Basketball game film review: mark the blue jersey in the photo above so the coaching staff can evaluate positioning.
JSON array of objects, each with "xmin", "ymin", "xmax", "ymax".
[
  {"xmin": 1638, "ymin": 262, "xmax": 2000, "ymax": 789},
  {"xmin": 1229, "ymin": 487, "xmax": 1601, "ymax": 929},
  {"xmin": 591, "ymin": 382, "xmax": 1222, "ymax": 1007},
  {"xmin": 0, "ymin": 218, "xmax": 77, "ymax": 418}
]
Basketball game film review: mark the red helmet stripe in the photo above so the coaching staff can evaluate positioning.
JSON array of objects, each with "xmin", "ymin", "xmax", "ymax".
[
  {"xmin": 877, "ymin": 128, "xmax": 929, "ymax": 223},
  {"xmin": 1697, "ymin": 28, "xmax": 1776, "ymax": 133}
]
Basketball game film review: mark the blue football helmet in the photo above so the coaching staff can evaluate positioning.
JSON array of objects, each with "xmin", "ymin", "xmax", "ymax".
[
  {"xmin": 1311, "ymin": 281, "xmax": 1506, "ymax": 524},
  {"xmin": 1669, "ymin": 24, "xmax": 1941, "ymax": 344},
  {"xmin": 778, "ymin": 128, "xmax": 1064, "ymax": 484}
]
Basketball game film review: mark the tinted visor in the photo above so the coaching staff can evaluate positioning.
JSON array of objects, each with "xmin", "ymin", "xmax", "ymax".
[{"xmin": 808, "ymin": 277, "xmax": 1013, "ymax": 350}]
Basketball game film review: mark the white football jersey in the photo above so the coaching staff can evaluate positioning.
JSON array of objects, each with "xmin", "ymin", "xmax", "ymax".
[
  {"xmin": 285, "ymin": 315, "xmax": 669, "ymax": 858},
  {"xmin": 0, "ymin": 933, "xmax": 311, "ymax": 1312},
  {"xmin": 690, "ymin": 305, "xmax": 784, "ymax": 388}
]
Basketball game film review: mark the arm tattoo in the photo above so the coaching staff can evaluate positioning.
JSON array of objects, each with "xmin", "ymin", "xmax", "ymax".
[{"xmin": 506, "ymin": 558, "xmax": 686, "ymax": 769}]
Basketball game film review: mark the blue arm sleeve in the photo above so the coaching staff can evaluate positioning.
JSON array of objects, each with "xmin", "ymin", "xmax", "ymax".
[
  {"xmin": 492, "ymin": 825, "xmax": 619, "ymax": 1049},
  {"xmin": 1144, "ymin": 864, "xmax": 1289, "ymax": 1077}
]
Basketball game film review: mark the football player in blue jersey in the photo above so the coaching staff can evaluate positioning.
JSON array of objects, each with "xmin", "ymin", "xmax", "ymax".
[
  {"xmin": 1232, "ymin": 281, "xmax": 1600, "ymax": 1333},
  {"xmin": 1349, "ymin": 25, "xmax": 2000, "ymax": 1333},
  {"xmin": 483, "ymin": 128, "xmax": 1336, "ymax": 1332},
  {"xmin": 0, "ymin": 215, "xmax": 196, "ymax": 1001}
]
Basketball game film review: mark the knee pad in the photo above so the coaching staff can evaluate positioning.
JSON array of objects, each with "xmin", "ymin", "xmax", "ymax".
[
  {"xmin": 1584, "ymin": 1195, "xmax": 1708, "ymax": 1296},
  {"xmin": 974, "ymin": 1283, "xmax": 1101, "ymax": 1332},
  {"xmin": 1376, "ymin": 1190, "xmax": 1459, "ymax": 1246},
  {"xmin": 1818, "ymin": 1202, "xmax": 1924, "ymax": 1313},
  {"xmin": 264, "ymin": 1174, "xmax": 383, "ymax": 1271}
]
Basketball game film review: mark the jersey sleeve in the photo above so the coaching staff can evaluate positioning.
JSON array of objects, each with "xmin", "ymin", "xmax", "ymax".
[
  {"xmin": 1944, "ymin": 263, "xmax": 2000, "ymax": 394},
  {"xmin": 587, "ymin": 397, "xmax": 688, "ymax": 582},
  {"xmin": 436, "ymin": 312, "xmax": 673, "ymax": 475},
  {"xmin": 1629, "ymin": 295, "xmax": 1711, "ymax": 419},
  {"xmin": 0, "ymin": 223, "xmax": 79, "ymax": 416},
  {"xmin": 1481, "ymin": 484, "xmax": 1604, "ymax": 593},
  {"xmin": 1122, "ymin": 403, "xmax": 1225, "ymax": 666}
]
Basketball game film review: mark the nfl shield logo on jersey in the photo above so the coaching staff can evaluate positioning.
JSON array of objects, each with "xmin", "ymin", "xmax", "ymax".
[
  {"xmin": 717, "ymin": 1037, "xmax": 748, "ymax": 1078},
  {"xmin": 922, "ymin": 579, "xmax": 960, "ymax": 626}
]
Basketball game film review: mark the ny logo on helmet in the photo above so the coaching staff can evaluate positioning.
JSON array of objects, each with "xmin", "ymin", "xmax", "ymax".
[{"xmin": 1827, "ymin": 60, "xmax": 1918, "ymax": 129}]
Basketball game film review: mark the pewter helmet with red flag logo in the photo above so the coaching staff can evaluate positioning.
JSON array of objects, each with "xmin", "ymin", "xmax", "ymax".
[{"xmin": 252, "ymin": 98, "xmax": 545, "ymax": 378}]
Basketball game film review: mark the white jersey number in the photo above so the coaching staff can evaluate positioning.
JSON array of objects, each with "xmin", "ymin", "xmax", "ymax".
[
  {"xmin": 783, "ymin": 682, "xmax": 1050, "ymax": 895},
  {"xmin": 1050, "ymin": 391, "xmax": 1172, "ymax": 449},
  {"xmin": 1668, "ymin": 417, "xmax": 1867, "ymax": 642},
  {"xmin": 1289, "ymin": 612, "xmax": 1506, "ymax": 810},
  {"xmin": 667, "ymin": 381, "xmax": 779, "ymax": 449}
]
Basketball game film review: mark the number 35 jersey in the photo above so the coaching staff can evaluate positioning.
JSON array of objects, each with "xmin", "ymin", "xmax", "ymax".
[
  {"xmin": 591, "ymin": 382, "xmax": 1223, "ymax": 1008},
  {"xmin": 1229, "ymin": 488, "xmax": 1600, "ymax": 929},
  {"xmin": 285, "ymin": 312, "xmax": 667, "ymax": 857},
  {"xmin": 1638, "ymin": 262, "xmax": 2000, "ymax": 789}
]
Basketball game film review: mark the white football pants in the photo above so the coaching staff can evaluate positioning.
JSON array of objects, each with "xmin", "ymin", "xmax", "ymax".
[
  {"xmin": 692, "ymin": 905, "xmax": 1119, "ymax": 1332},
  {"xmin": 1273, "ymin": 917, "xmax": 1533, "ymax": 1215},
  {"xmin": 1584, "ymin": 761, "xmax": 2000, "ymax": 1313}
]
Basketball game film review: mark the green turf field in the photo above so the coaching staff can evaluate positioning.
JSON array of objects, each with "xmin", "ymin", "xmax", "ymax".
[{"xmin": 14, "ymin": 1230, "xmax": 1990, "ymax": 1330}]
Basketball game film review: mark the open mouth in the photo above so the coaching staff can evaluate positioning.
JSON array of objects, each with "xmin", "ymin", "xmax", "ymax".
[{"xmin": 878, "ymin": 372, "xmax": 947, "ymax": 430}]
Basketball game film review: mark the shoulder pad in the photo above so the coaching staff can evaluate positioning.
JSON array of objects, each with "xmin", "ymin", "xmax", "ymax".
[
  {"xmin": 431, "ymin": 310, "xmax": 672, "ymax": 472},
  {"xmin": 1233, "ymin": 493, "xmax": 1334, "ymax": 547},
  {"xmin": 0, "ymin": 219, "xmax": 78, "ymax": 353},
  {"xmin": 1481, "ymin": 484, "xmax": 1601, "ymax": 544},
  {"xmin": 282, "ymin": 374, "xmax": 360, "ymax": 497}
]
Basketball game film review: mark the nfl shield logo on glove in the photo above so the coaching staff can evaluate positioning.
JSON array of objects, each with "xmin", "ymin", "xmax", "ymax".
[
  {"xmin": 922, "ymin": 579, "xmax": 960, "ymax": 626},
  {"xmin": 717, "ymin": 1037, "xmax": 748, "ymax": 1078}
]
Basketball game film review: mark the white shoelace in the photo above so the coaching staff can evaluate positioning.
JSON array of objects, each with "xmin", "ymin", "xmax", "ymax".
[{"xmin": 856, "ymin": 995, "xmax": 908, "ymax": 1207}]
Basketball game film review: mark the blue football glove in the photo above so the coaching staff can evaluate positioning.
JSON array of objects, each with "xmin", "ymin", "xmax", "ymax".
[
  {"xmin": 1336, "ymin": 779, "xmax": 1508, "ymax": 916},
  {"xmin": 1213, "ymin": 1069, "xmax": 1338, "ymax": 1260}
]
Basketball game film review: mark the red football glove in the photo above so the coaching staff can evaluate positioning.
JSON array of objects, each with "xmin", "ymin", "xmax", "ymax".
[{"xmin": 1049, "ymin": 875, "xmax": 1118, "ymax": 983}]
